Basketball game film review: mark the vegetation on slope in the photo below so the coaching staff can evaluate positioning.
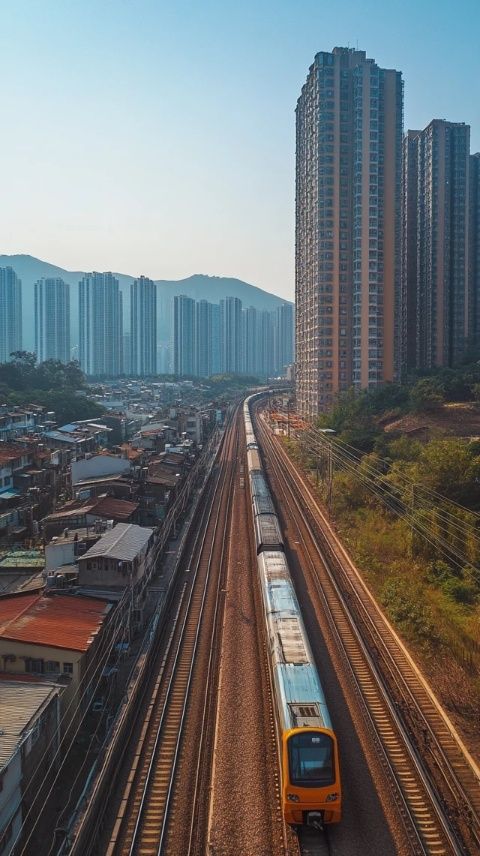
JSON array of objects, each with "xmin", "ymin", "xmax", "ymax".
[{"xmin": 285, "ymin": 363, "xmax": 480, "ymax": 732}]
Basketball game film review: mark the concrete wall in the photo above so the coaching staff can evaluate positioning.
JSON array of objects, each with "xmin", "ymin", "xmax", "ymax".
[{"xmin": 71, "ymin": 456, "xmax": 130, "ymax": 485}]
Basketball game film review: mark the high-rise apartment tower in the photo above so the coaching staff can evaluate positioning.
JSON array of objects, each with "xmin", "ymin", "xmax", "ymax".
[
  {"xmin": 401, "ymin": 121, "xmax": 471, "ymax": 371},
  {"xmin": 34, "ymin": 278, "xmax": 70, "ymax": 363},
  {"xmin": 79, "ymin": 272, "xmax": 123, "ymax": 376},
  {"xmin": 220, "ymin": 297, "xmax": 243, "ymax": 374},
  {"xmin": 130, "ymin": 276, "xmax": 157, "ymax": 376},
  {"xmin": 469, "ymin": 153, "xmax": 480, "ymax": 346},
  {"xmin": 174, "ymin": 295, "xmax": 195, "ymax": 376},
  {"xmin": 296, "ymin": 47, "xmax": 403, "ymax": 416},
  {"xmin": 0, "ymin": 267, "xmax": 22, "ymax": 363}
]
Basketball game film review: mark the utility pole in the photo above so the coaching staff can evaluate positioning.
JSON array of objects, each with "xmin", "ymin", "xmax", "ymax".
[
  {"xmin": 318, "ymin": 428, "xmax": 336, "ymax": 514},
  {"xmin": 327, "ymin": 442, "xmax": 333, "ymax": 514}
]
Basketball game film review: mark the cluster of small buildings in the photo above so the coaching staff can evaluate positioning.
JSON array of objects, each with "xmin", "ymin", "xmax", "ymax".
[{"xmin": 0, "ymin": 385, "xmax": 222, "ymax": 853}]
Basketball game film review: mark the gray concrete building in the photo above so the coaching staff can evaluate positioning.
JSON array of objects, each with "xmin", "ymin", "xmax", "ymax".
[
  {"xmin": 131, "ymin": 276, "xmax": 157, "ymax": 376},
  {"xmin": 173, "ymin": 295, "xmax": 195, "ymax": 376},
  {"xmin": 34, "ymin": 278, "xmax": 70, "ymax": 363},
  {"xmin": 469, "ymin": 153, "xmax": 480, "ymax": 347},
  {"xmin": 79, "ymin": 272, "xmax": 123, "ymax": 377},
  {"xmin": 295, "ymin": 47, "xmax": 403, "ymax": 416},
  {"xmin": 220, "ymin": 296, "xmax": 242, "ymax": 374},
  {"xmin": 401, "ymin": 121, "xmax": 471, "ymax": 370},
  {"xmin": 0, "ymin": 267, "xmax": 22, "ymax": 363}
]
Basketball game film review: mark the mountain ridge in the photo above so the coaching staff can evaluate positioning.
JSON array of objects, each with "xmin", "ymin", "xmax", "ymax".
[{"xmin": 0, "ymin": 254, "xmax": 292, "ymax": 350}]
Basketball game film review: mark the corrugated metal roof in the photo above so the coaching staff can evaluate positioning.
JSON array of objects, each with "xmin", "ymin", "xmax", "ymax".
[
  {"xmin": 0, "ymin": 680, "xmax": 59, "ymax": 768},
  {"xmin": 81, "ymin": 523, "xmax": 154, "ymax": 562},
  {"xmin": 0, "ymin": 592, "xmax": 111, "ymax": 651}
]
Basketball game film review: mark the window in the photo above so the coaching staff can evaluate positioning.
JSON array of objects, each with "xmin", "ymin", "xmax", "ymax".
[
  {"xmin": 63, "ymin": 662, "xmax": 73, "ymax": 674},
  {"xmin": 288, "ymin": 732, "xmax": 335, "ymax": 787},
  {"xmin": 45, "ymin": 661, "xmax": 60, "ymax": 673}
]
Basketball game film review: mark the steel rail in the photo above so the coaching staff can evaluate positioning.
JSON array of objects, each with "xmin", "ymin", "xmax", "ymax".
[
  {"xmin": 120, "ymin": 411, "xmax": 238, "ymax": 855},
  {"xmin": 158, "ymin": 415, "xmax": 239, "ymax": 855},
  {"xmin": 104, "ymin": 429, "xmax": 228, "ymax": 855},
  {"xmin": 256, "ymin": 408, "xmax": 464, "ymax": 856}
]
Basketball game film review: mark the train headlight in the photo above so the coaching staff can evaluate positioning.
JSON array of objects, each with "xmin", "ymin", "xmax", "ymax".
[
  {"xmin": 287, "ymin": 793, "xmax": 299, "ymax": 802},
  {"xmin": 325, "ymin": 792, "xmax": 339, "ymax": 802}
]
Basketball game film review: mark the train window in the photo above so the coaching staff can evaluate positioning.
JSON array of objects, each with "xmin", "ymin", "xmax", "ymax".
[{"xmin": 287, "ymin": 732, "xmax": 335, "ymax": 787}]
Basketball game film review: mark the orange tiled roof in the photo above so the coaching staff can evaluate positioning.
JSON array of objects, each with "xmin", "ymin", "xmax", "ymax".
[{"xmin": 0, "ymin": 592, "xmax": 111, "ymax": 652}]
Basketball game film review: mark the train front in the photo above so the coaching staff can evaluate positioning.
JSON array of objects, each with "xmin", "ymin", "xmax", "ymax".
[{"xmin": 282, "ymin": 727, "xmax": 341, "ymax": 826}]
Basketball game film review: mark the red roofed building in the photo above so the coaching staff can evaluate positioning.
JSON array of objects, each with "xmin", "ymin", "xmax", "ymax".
[{"xmin": 0, "ymin": 591, "xmax": 113, "ymax": 716}]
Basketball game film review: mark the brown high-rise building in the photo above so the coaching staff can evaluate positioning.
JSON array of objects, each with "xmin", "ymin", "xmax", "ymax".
[
  {"xmin": 401, "ymin": 121, "xmax": 471, "ymax": 371},
  {"xmin": 469, "ymin": 153, "xmax": 480, "ymax": 347},
  {"xmin": 295, "ymin": 47, "xmax": 403, "ymax": 417}
]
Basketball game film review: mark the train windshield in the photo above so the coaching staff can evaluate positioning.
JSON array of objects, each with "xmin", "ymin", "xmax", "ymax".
[{"xmin": 288, "ymin": 732, "xmax": 335, "ymax": 787}]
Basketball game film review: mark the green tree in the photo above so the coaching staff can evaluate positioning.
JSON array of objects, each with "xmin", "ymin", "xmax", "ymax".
[{"xmin": 410, "ymin": 378, "xmax": 445, "ymax": 413}]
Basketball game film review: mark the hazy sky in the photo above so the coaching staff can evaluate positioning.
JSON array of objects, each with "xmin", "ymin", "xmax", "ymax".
[{"xmin": 1, "ymin": 0, "xmax": 479, "ymax": 301}]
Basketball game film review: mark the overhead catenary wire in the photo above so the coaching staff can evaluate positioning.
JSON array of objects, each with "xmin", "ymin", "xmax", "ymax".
[
  {"xmin": 302, "ymin": 425, "xmax": 480, "ymax": 547},
  {"xmin": 299, "ymin": 430, "xmax": 479, "ymax": 575},
  {"xmin": 303, "ymin": 431, "xmax": 478, "ymax": 570},
  {"xmin": 302, "ymin": 422, "xmax": 480, "ymax": 531},
  {"xmin": 298, "ymin": 421, "xmax": 480, "ymax": 544}
]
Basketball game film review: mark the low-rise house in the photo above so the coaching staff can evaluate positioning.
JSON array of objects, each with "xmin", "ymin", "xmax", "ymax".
[
  {"xmin": 78, "ymin": 523, "xmax": 155, "ymax": 592},
  {"xmin": 44, "ymin": 528, "xmax": 102, "ymax": 571},
  {"xmin": 71, "ymin": 454, "xmax": 131, "ymax": 486},
  {"xmin": 0, "ymin": 591, "xmax": 113, "ymax": 715},
  {"xmin": 0, "ymin": 551, "xmax": 45, "ymax": 594},
  {"xmin": 0, "ymin": 405, "xmax": 49, "ymax": 442},
  {"xmin": 42, "ymin": 495, "xmax": 139, "ymax": 540},
  {"xmin": 0, "ymin": 679, "xmax": 61, "ymax": 855}
]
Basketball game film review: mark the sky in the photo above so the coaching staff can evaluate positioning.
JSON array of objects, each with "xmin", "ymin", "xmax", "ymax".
[{"xmin": 1, "ymin": 0, "xmax": 479, "ymax": 301}]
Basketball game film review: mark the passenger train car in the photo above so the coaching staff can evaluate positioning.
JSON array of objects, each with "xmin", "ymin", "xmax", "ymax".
[{"xmin": 244, "ymin": 396, "xmax": 341, "ymax": 827}]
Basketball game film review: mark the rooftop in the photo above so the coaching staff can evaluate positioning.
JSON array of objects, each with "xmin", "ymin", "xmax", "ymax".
[
  {"xmin": 81, "ymin": 523, "xmax": 154, "ymax": 563},
  {"xmin": 0, "ymin": 592, "xmax": 112, "ymax": 651},
  {"xmin": 0, "ymin": 680, "xmax": 60, "ymax": 768},
  {"xmin": 46, "ymin": 495, "xmax": 138, "ymax": 523}
]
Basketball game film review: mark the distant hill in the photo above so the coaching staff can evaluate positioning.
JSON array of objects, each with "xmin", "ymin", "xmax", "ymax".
[{"xmin": 0, "ymin": 254, "xmax": 292, "ymax": 350}]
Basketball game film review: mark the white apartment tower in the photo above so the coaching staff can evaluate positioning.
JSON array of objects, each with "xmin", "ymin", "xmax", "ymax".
[
  {"xmin": 79, "ymin": 272, "xmax": 123, "ymax": 376},
  {"xmin": 130, "ymin": 276, "xmax": 157, "ymax": 376},
  {"xmin": 34, "ymin": 277, "xmax": 70, "ymax": 363},
  {"xmin": 0, "ymin": 267, "xmax": 22, "ymax": 363}
]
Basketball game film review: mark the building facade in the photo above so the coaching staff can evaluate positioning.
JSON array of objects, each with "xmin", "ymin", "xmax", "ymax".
[
  {"xmin": 195, "ymin": 299, "xmax": 212, "ymax": 377},
  {"xmin": 34, "ymin": 278, "xmax": 70, "ymax": 363},
  {"xmin": 220, "ymin": 296, "xmax": 242, "ymax": 373},
  {"xmin": 273, "ymin": 303, "xmax": 294, "ymax": 375},
  {"xmin": 130, "ymin": 276, "xmax": 157, "ymax": 376},
  {"xmin": 0, "ymin": 268, "xmax": 22, "ymax": 364},
  {"xmin": 79, "ymin": 272, "xmax": 123, "ymax": 377},
  {"xmin": 469, "ymin": 153, "xmax": 480, "ymax": 347},
  {"xmin": 295, "ymin": 47, "xmax": 403, "ymax": 416},
  {"xmin": 173, "ymin": 295, "xmax": 195, "ymax": 375},
  {"xmin": 402, "ymin": 121, "xmax": 471, "ymax": 371}
]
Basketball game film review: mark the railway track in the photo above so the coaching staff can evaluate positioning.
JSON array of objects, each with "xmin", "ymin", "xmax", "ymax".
[
  {"xmin": 255, "ymin": 406, "xmax": 479, "ymax": 856},
  {"xmin": 104, "ymin": 411, "xmax": 239, "ymax": 855}
]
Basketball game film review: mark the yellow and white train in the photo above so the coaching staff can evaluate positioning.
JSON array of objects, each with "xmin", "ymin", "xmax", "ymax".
[{"xmin": 244, "ymin": 395, "xmax": 341, "ymax": 828}]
